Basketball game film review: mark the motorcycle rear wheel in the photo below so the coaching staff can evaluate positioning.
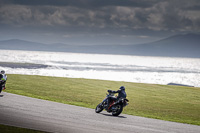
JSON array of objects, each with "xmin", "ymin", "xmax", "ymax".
[
  {"xmin": 95, "ymin": 103, "xmax": 103, "ymax": 113},
  {"xmin": 112, "ymin": 104, "xmax": 123, "ymax": 116}
]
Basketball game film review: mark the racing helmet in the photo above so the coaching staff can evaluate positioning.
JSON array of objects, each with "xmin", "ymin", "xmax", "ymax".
[
  {"xmin": 1, "ymin": 70, "xmax": 5, "ymax": 74},
  {"xmin": 119, "ymin": 86, "xmax": 125, "ymax": 90}
]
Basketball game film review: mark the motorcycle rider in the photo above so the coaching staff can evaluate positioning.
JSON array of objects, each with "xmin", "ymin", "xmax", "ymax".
[
  {"xmin": 106, "ymin": 86, "xmax": 127, "ymax": 110},
  {"xmin": 0, "ymin": 70, "xmax": 7, "ymax": 91}
]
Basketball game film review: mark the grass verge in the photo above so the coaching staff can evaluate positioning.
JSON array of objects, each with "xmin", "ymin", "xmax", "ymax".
[{"xmin": 4, "ymin": 74, "xmax": 200, "ymax": 125}]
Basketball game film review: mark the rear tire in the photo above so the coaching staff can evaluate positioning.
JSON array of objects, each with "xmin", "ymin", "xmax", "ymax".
[
  {"xmin": 112, "ymin": 104, "xmax": 123, "ymax": 116},
  {"xmin": 95, "ymin": 103, "xmax": 103, "ymax": 113}
]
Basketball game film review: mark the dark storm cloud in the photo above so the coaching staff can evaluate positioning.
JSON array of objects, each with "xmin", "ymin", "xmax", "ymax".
[
  {"xmin": 2, "ymin": 0, "xmax": 156, "ymax": 8},
  {"xmin": 1, "ymin": 0, "xmax": 199, "ymax": 30},
  {"xmin": 187, "ymin": 5, "xmax": 200, "ymax": 11},
  {"xmin": 0, "ymin": 0, "xmax": 200, "ymax": 44}
]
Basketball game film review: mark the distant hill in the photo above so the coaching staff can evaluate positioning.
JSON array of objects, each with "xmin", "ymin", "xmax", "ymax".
[
  {"xmin": 0, "ymin": 39, "xmax": 72, "ymax": 52},
  {"xmin": 0, "ymin": 33, "xmax": 200, "ymax": 58},
  {"xmin": 0, "ymin": 39, "xmax": 49, "ymax": 51},
  {"xmin": 124, "ymin": 33, "xmax": 200, "ymax": 58}
]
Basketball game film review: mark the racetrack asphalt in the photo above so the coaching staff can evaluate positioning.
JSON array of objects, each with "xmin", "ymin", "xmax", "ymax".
[{"xmin": 0, "ymin": 92, "xmax": 199, "ymax": 133}]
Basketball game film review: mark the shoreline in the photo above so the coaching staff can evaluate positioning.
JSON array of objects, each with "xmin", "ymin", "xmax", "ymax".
[
  {"xmin": 0, "ymin": 52, "xmax": 200, "ymax": 87},
  {"xmin": 0, "ymin": 61, "xmax": 197, "ymax": 88},
  {"xmin": 0, "ymin": 62, "xmax": 48, "ymax": 69}
]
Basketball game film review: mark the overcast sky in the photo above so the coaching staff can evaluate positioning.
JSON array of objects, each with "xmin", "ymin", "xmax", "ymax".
[{"xmin": 0, "ymin": 0, "xmax": 200, "ymax": 45}]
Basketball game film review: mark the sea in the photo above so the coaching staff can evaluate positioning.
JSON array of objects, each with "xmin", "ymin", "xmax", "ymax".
[{"xmin": 0, "ymin": 50, "xmax": 200, "ymax": 87}]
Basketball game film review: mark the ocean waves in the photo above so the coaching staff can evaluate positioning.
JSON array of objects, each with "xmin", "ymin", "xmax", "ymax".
[
  {"xmin": 0, "ymin": 50, "xmax": 200, "ymax": 87},
  {"xmin": 49, "ymin": 61, "xmax": 199, "ymax": 74}
]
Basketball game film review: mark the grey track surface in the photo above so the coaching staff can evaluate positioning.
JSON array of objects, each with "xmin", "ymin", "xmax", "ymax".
[{"xmin": 0, "ymin": 92, "xmax": 199, "ymax": 133}]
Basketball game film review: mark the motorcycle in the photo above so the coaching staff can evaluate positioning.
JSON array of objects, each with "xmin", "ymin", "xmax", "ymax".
[{"xmin": 95, "ymin": 90, "xmax": 129, "ymax": 116}]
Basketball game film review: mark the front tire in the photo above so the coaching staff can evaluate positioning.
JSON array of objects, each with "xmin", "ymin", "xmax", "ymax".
[
  {"xmin": 112, "ymin": 104, "xmax": 123, "ymax": 116},
  {"xmin": 0, "ymin": 87, "xmax": 2, "ymax": 93},
  {"xmin": 95, "ymin": 103, "xmax": 103, "ymax": 113}
]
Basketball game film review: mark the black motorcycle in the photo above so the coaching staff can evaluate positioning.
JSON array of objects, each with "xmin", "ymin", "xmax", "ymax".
[{"xmin": 95, "ymin": 90, "xmax": 129, "ymax": 116}]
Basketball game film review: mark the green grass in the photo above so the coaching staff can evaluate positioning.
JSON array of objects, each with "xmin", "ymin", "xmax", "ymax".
[
  {"xmin": 0, "ymin": 124, "xmax": 46, "ymax": 133},
  {"xmin": 4, "ymin": 74, "xmax": 200, "ymax": 125}
]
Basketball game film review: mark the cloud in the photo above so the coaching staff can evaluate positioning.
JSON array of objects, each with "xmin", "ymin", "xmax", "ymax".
[
  {"xmin": 1, "ymin": 0, "xmax": 199, "ymax": 32},
  {"xmin": 0, "ymin": 5, "xmax": 32, "ymax": 26},
  {"xmin": 0, "ymin": 0, "xmax": 200, "ymax": 44},
  {"xmin": 2, "ymin": 0, "xmax": 157, "ymax": 8}
]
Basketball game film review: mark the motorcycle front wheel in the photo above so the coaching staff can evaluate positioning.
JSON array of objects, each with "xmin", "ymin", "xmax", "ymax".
[
  {"xmin": 95, "ymin": 103, "xmax": 104, "ymax": 113},
  {"xmin": 0, "ymin": 87, "xmax": 2, "ymax": 93},
  {"xmin": 112, "ymin": 104, "xmax": 123, "ymax": 116}
]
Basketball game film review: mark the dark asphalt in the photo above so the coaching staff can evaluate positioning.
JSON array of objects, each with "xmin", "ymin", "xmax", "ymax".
[{"xmin": 0, "ymin": 92, "xmax": 199, "ymax": 133}]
